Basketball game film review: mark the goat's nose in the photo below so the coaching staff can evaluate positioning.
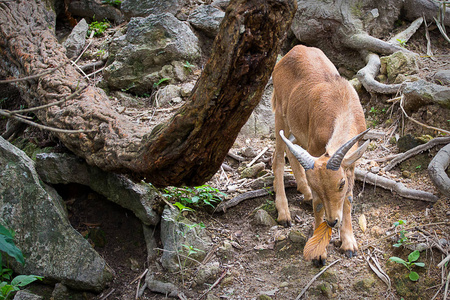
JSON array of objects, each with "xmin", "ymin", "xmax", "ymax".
[{"xmin": 326, "ymin": 219, "xmax": 338, "ymax": 228}]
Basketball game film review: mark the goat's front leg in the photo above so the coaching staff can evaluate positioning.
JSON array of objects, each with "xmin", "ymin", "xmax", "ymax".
[
  {"xmin": 273, "ymin": 142, "xmax": 292, "ymax": 227},
  {"xmin": 339, "ymin": 194, "xmax": 358, "ymax": 258},
  {"xmin": 311, "ymin": 197, "xmax": 327, "ymax": 266}
]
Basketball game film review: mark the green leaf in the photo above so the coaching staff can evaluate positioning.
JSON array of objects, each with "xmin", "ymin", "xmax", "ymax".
[
  {"xmin": 414, "ymin": 262, "xmax": 425, "ymax": 267},
  {"xmin": 408, "ymin": 250, "xmax": 420, "ymax": 262},
  {"xmin": 409, "ymin": 271, "xmax": 419, "ymax": 281},
  {"xmin": 11, "ymin": 275, "xmax": 43, "ymax": 287},
  {"xmin": 0, "ymin": 235, "xmax": 24, "ymax": 265},
  {"xmin": 0, "ymin": 225, "xmax": 14, "ymax": 240},
  {"xmin": 389, "ymin": 256, "xmax": 407, "ymax": 265}
]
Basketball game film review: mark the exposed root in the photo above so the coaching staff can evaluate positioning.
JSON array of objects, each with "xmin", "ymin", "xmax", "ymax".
[
  {"xmin": 428, "ymin": 143, "xmax": 450, "ymax": 197},
  {"xmin": 355, "ymin": 168, "xmax": 438, "ymax": 202},
  {"xmin": 384, "ymin": 136, "xmax": 450, "ymax": 171}
]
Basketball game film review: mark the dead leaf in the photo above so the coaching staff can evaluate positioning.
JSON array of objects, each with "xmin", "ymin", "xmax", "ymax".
[
  {"xmin": 359, "ymin": 214, "xmax": 367, "ymax": 233},
  {"xmin": 303, "ymin": 222, "xmax": 332, "ymax": 260}
]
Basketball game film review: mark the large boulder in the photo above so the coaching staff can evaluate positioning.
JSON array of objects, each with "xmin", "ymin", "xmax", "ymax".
[
  {"xmin": 188, "ymin": 5, "xmax": 225, "ymax": 38},
  {"xmin": 35, "ymin": 152, "xmax": 160, "ymax": 226},
  {"xmin": 121, "ymin": 0, "xmax": 187, "ymax": 20},
  {"xmin": 0, "ymin": 137, "xmax": 113, "ymax": 292},
  {"xmin": 103, "ymin": 13, "xmax": 201, "ymax": 94}
]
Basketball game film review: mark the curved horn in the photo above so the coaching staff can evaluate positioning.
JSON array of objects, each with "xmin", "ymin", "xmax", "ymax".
[
  {"xmin": 326, "ymin": 128, "xmax": 370, "ymax": 171},
  {"xmin": 279, "ymin": 130, "xmax": 315, "ymax": 170}
]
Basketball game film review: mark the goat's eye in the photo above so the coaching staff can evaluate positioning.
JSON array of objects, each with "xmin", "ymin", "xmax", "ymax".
[{"xmin": 338, "ymin": 179, "xmax": 346, "ymax": 191}]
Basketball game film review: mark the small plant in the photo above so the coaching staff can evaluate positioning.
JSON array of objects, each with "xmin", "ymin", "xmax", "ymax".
[
  {"xmin": 162, "ymin": 185, "xmax": 226, "ymax": 210},
  {"xmin": 87, "ymin": 19, "xmax": 110, "ymax": 37},
  {"xmin": 183, "ymin": 61, "xmax": 194, "ymax": 73},
  {"xmin": 389, "ymin": 250, "xmax": 425, "ymax": 281},
  {"xmin": 0, "ymin": 224, "xmax": 43, "ymax": 300},
  {"xmin": 393, "ymin": 220, "xmax": 408, "ymax": 247},
  {"xmin": 153, "ymin": 77, "xmax": 171, "ymax": 89},
  {"xmin": 396, "ymin": 39, "xmax": 407, "ymax": 48}
]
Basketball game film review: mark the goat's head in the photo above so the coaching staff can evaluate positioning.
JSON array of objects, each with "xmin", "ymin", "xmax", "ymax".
[{"xmin": 279, "ymin": 129, "xmax": 369, "ymax": 227}]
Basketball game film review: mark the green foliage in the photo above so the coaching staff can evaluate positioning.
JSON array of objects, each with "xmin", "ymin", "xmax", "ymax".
[
  {"xmin": 162, "ymin": 185, "xmax": 226, "ymax": 210},
  {"xmin": 393, "ymin": 220, "xmax": 408, "ymax": 247},
  {"xmin": 87, "ymin": 19, "xmax": 110, "ymax": 37},
  {"xmin": 101, "ymin": 0, "xmax": 121, "ymax": 8},
  {"xmin": 0, "ymin": 224, "xmax": 43, "ymax": 300},
  {"xmin": 389, "ymin": 250, "xmax": 425, "ymax": 281}
]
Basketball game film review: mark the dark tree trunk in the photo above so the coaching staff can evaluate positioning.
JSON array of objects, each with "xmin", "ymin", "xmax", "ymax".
[{"xmin": 0, "ymin": 0, "xmax": 297, "ymax": 186}]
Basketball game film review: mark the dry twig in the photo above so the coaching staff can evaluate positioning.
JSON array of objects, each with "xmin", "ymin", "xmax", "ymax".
[{"xmin": 295, "ymin": 259, "xmax": 341, "ymax": 300}]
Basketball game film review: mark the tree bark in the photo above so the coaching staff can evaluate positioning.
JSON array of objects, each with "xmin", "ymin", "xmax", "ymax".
[{"xmin": 0, "ymin": 0, "xmax": 297, "ymax": 186}]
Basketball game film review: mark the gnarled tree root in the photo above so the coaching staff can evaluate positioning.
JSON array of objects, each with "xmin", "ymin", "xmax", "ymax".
[{"xmin": 428, "ymin": 143, "xmax": 450, "ymax": 197}]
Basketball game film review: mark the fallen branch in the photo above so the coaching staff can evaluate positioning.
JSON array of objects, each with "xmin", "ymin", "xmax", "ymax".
[
  {"xmin": 295, "ymin": 259, "xmax": 341, "ymax": 300},
  {"xmin": 428, "ymin": 143, "xmax": 450, "ymax": 197},
  {"xmin": 247, "ymin": 146, "xmax": 269, "ymax": 167},
  {"xmin": 355, "ymin": 168, "xmax": 438, "ymax": 202},
  {"xmin": 216, "ymin": 188, "xmax": 274, "ymax": 212},
  {"xmin": 383, "ymin": 136, "xmax": 450, "ymax": 171},
  {"xmin": 198, "ymin": 269, "xmax": 227, "ymax": 300}
]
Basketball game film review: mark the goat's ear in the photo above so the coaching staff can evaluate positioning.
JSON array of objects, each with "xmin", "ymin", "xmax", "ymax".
[{"xmin": 342, "ymin": 140, "xmax": 370, "ymax": 168}]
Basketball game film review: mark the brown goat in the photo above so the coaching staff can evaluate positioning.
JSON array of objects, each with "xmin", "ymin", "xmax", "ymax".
[{"xmin": 271, "ymin": 45, "xmax": 369, "ymax": 265}]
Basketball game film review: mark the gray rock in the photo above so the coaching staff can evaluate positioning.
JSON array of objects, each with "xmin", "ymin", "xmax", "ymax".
[
  {"xmin": 435, "ymin": 69, "xmax": 450, "ymax": 86},
  {"xmin": 160, "ymin": 206, "xmax": 212, "ymax": 272},
  {"xmin": 63, "ymin": 19, "xmax": 88, "ymax": 59},
  {"xmin": 121, "ymin": 0, "xmax": 186, "ymax": 20},
  {"xmin": 193, "ymin": 261, "xmax": 221, "ymax": 287},
  {"xmin": 51, "ymin": 283, "xmax": 84, "ymax": 300},
  {"xmin": 143, "ymin": 224, "xmax": 158, "ymax": 263},
  {"xmin": 68, "ymin": 0, "xmax": 124, "ymax": 24},
  {"xmin": 35, "ymin": 152, "xmax": 160, "ymax": 226},
  {"xmin": 0, "ymin": 137, "xmax": 113, "ymax": 292},
  {"xmin": 104, "ymin": 13, "xmax": 201, "ymax": 94},
  {"xmin": 240, "ymin": 83, "xmax": 274, "ymax": 137},
  {"xmin": 188, "ymin": 5, "xmax": 225, "ymax": 38},
  {"xmin": 13, "ymin": 290, "xmax": 42, "ymax": 300},
  {"xmin": 157, "ymin": 84, "xmax": 182, "ymax": 107},
  {"xmin": 211, "ymin": 0, "xmax": 230, "ymax": 10},
  {"xmin": 253, "ymin": 209, "xmax": 277, "ymax": 227},
  {"xmin": 180, "ymin": 82, "xmax": 195, "ymax": 97},
  {"xmin": 145, "ymin": 274, "xmax": 182, "ymax": 298},
  {"xmin": 403, "ymin": 79, "xmax": 450, "ymax": 112},
  {"xmin": 240, "ymin": 162, "xmax": 265, "ymax": 178}
]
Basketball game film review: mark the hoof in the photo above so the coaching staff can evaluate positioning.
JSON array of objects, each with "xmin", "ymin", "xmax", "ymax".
[
  {"xmin": 279, "ymin": 220, "xmax": 292, "ymax": 228},
  {"xmin": 312, "ymin": 256, "xmax": 326, "ymax": 267},
  {"xmin": 344, "ymin": 250, "xmax": 357, "ymax": 258}
]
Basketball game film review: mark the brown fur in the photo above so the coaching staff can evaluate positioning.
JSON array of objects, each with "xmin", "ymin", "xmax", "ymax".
[{"xmin": 272, "ymin": 45, "xmax": 367, "ymax": 263}]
